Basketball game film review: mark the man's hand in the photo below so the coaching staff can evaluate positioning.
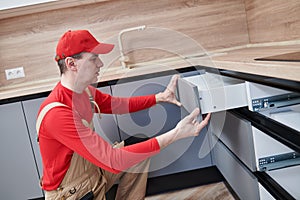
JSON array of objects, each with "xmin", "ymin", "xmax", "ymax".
[
  {"xmin": 155, "ymin": 75, "xmax": 182, "ymax": 107},
  {"xmin": 156, "ymin": 108, "xmax": 211, "ymax": 149},
  {"xmin": 174, "ymin": 108, "xmax": 211, "ymax": 140}
]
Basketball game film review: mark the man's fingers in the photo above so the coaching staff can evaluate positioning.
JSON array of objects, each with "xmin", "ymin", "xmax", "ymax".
[
  {"xmin": 189, "ymin": 108, "xmax": 200, "ymax": 121},
  {"xmin": 203, "ymin": 113, "xmax": 211, "ymax": 122},
  {"xmin": 165, "ymin": 75, "xmax": 182, "ymax": 107},
  {"xmin": 168, "ymin": 75, "xmax": 179, "ymax": 89},
  {"xmin": 198, "ymin": 113, "xmax": 211, "ymax": 129},
  {"xmin": 173, "ymin": 99, "xmax": 182, "ymax": 107}
]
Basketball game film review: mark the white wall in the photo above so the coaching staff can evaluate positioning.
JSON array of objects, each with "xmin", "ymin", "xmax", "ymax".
[{"xmin": 0, "ymin": 0, "xmax": 57, "ymax": 10}]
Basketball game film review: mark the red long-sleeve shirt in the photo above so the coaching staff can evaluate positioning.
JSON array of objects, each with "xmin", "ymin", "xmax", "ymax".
[{"xmin": 38, "ymin": 82, "xmax": 160, "ymax": 191}]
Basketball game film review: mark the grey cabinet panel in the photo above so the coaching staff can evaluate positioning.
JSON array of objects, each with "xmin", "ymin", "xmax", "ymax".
[
  {"xmin": 22, "ymin": 97, "xmax": 45, "ymax": 177},
  {"xmin": 149, "ymin": 127, "xmax": 212, "ymax": 177},
  {"xmin": 111, "ymin": 75, "xmax": 181, "ymax": 140},
  {"xmin": 215, "ymin": 111, "xmax": 256, "ymax": 171},
  {"xmin": 111, "ymin": 75, "xmax": 212, "ymax": 177},
  {"xmin": 214, "ymin": 139, "xmax": 259, "ymax": 200},
  {"xmin": 0, "ymin": 102, "xmax": 43, "ymax": 199},
  {"xmin": 93, "ymin": 86, "xmax": 121, "ymax": 144}
]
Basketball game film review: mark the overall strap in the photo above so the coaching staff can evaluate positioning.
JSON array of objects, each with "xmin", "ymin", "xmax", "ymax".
[
  {"xmin": 85, "ymin": 87, "xmax": 101, "ymax": 118},
  {"xmin": 36, "ymin": 102, "xmax": 68, "ymax": 142},
  {"xmin": 36, "ymin": 87, "xmax": 99, "ymax": 139}
]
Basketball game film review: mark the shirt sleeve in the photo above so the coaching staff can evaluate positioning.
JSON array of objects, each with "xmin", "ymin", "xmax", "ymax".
[
  {"xmin": 89, "ymin": 86, "xmax": 157, "ymax": 114},
  {"xmin": 43, "ymin": 106, "xmax": 160, "ymax": 173}
]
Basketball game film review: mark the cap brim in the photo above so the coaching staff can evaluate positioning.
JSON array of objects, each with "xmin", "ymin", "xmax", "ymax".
[{"xmin": 91, "ymin": 43, "xmax": 114, "ymax": 54}]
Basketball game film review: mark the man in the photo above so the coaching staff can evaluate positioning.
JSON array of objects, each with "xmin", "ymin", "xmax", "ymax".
[{"xmin": 37, "ymin": 29, "xmax": 211, "ymax": 200}]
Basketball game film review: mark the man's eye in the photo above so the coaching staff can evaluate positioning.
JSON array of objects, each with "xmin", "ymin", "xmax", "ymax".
[
  {"xmin": 90, "ymin": 56, "xmax": 98, "ymax": 62},
  {"xmin": 90, "ymin": 57, "xmax": 97, "ymax": 62}
]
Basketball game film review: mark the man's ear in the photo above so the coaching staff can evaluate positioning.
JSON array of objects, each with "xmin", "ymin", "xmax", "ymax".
[{"xmin": 65, "ymin": 57, "xmax": 77, "ymax": 71}]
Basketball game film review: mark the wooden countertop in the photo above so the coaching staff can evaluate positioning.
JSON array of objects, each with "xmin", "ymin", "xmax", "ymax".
[
  {"xmin": 210, "ymin": 43, "xmax": 300, "ymax": 82},
  {"xmin": 1, "ymin": 43, "xmax": 299, "ymax": 101}
]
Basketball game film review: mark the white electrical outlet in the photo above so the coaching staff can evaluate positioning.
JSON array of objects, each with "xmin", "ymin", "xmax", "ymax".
[{"xmin": 5, "ymin": 67, "xmax": 25, "ymax": 80}]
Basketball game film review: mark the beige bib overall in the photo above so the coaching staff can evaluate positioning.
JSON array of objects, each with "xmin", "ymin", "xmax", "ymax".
[{"xmin": 36, "ymin": 93, "xmax": 150, "ymax": 200}]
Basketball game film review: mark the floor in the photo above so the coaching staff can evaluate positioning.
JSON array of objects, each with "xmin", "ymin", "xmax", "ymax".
[{"xmin": 145, "ymin": 182, "xmax": 236, "ymax": 200}]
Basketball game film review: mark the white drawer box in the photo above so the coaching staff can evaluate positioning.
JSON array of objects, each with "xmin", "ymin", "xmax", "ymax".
[
  {"xmin": 252, "ymin": 127, "xmax": 296, "ymax": 171},
  {"xmin": 178, "ymin": 73, "xmax": 298, "ymax": 115},
  {"xmin": 260, "ymin": 104, "xmax": 300, "ymax": 132},
  {"xmin": 212, "ymin": 111, "xmax": 298, "ymax": 172},
  {"xmin": 178, "ymin": 73, "xmax": 248, "ymax": 114},
  {"xmin": 213, "ymin": 134, "xmax": 299, "ymax": 200},
  {"xmin": 245, "ymin": 82, "xmax": 300, "ymax": 112},
  {"xmin": 266, "ymin": 165, "xmax": 300, "ymax": 199}
]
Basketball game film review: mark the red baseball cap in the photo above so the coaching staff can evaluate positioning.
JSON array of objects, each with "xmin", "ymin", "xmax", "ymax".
[{"xmin": 55, "ymin": 30, "xmax": 114, "ymax": 61}]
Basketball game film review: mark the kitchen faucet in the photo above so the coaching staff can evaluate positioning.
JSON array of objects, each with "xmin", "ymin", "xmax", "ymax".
[{"xmin": 118, "ymin": 25, "xmax": 146, "ymax": 68}]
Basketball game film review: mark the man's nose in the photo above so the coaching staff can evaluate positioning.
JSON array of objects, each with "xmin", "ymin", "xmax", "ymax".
[{"xmin": 96, "ymin": 58, "xmax": 104, "ymax": 68}]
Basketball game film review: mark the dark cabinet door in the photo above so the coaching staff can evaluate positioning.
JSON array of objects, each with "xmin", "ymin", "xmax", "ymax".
[{"xmin": 0, "ymin": 102, "xmax": 43, "ymax": 199}]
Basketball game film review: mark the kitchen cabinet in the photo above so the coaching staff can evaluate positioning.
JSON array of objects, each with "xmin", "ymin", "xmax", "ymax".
[
  {"xmin": 178, "ymin": 71, "xmax": 300, "ymax": 199},
  {"xmin": 212, "ymin": 110, "xmax": 300, "ymax": 199},
  {"xmin": 213, "ymin": 136, "xmax": 260, "ymax": 199},
  {"xmin": 0, "ymin": 66, "xmax": 298, "ymax": 199},
  {"xmin": 212, "ymin": 111, "xmax": 299, "ymax": 173},
  {"xmin": 0, "ymin": 102, "xmax": 43, "ymax": 199},
  {"xmin": 110, "ymin": 74, "xmax": 212, "ymax": 177},
  {"xmin": 22, "ymin": 97, "xmax": 46, "ymax": 177}
]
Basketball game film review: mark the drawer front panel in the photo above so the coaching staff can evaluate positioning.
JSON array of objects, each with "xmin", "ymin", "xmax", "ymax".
[
  {"xmin": 214, "ymin": 111, "xmax": 256, "ymax": 171},
  {"xmin": 214, "ymin": 139, "xmax": 259, "ymax": 200}
]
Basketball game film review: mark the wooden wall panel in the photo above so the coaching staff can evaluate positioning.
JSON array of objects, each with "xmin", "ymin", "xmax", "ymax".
[
  {"xmin": 0, "ymin": 0, "xmax": 109, "ymax": 20},
  {"xmin": 245, "ymin": 0, "xmax": 300, "ymax": 43},
  {"xmin": 0, "ymin": 0, "xmax": 249, "ymax": 96}
]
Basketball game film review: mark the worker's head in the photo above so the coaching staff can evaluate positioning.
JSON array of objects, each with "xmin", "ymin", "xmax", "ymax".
[{"xmin": 55, "ymin": 30, "xmax": 114, "ymax": 76}]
